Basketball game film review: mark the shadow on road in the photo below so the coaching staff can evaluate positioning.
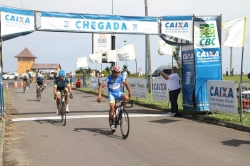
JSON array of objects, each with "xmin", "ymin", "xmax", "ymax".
[
  {"xmin": 34, "ymin": 119, "xmax": 64, "ymax": 126},
  {"xmin": 73, "ymin": 127, "xmax": 123, "ymax": 140},
  {"xmin": 149, "ymin": 119, "xmax": 179, "ymax": 124},
  {"xmin": 221, "ymin": 139, "xmax": 250, "ymax": 147}
]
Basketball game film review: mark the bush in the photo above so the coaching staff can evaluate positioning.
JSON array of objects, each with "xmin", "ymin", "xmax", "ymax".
[
  {"xmin": 102, "ymin": 70, "xmax": 109, "ymax": 77},
  {"xmin": 248, "ymin": 73, "xmax": 250, "ymax": 79}
]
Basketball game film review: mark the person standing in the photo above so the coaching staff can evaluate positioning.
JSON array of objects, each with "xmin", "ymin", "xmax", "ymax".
[
  {"xmin": 82, "ymin": 69, "xmax": 87, "ymax": 88},
  {"xmin": 69, "ymin": 71, "xmax": 74, "ymax": 85},
  {"xmin": 226, "ymin": 68, "xmax": 228, "ymax": 76},
  {"xmin": 161, "ymin": 66, "xmax": 181, "ymax": 116},
  {"xmin": 122, "ymin": 69, "xmax": 128, "ymax": 81}
]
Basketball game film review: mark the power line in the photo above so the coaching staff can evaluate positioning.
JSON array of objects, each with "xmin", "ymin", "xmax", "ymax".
[{"xmin": 19, "ymin": 0, "xmax": 24, "ymax": 8}]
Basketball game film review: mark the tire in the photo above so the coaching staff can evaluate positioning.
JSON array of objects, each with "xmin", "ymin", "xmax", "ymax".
[
  {"xmin": 61, "ymin": 102, "xmax": 66, "ymax": 126},
  {"xmin": 130, "ymin": 99, "xmax": 134, "ymax": 108},
  {"xmin": 23, "ymin": 85, "xmax": 26, "ymax": 93},
  {"xmin": 119, "ymin": 108, "xmax": 130, "ymax": 139}
]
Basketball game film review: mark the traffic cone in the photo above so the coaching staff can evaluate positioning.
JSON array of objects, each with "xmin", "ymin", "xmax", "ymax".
[
  {"xmin": 21, "ymin": 81, "xmax": 23, "ymax": 87},
  {"xmin": 6, "ymin": 83, "xmax": 8, "ymax": 90},
  {"xmin": 14, "ymin": 81, "xmax": 18, "ymax": 88}
]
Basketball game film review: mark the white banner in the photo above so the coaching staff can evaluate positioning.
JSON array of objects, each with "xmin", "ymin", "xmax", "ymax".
[
  {"xmin": 0, "ymin": 6, "xmax": 34, "ymax": 36},
  {"xmin": 127, "ymin": 78, "xmax": 147, "ymax": 98},
  {"xmin": 208, "ymin": 80, "xmax": 237, "ymax": 114},
  {"xmin": 106, "ymin": 50, "xmax": 117, "ymax": 62},
  {"xmin": 76, "ymin": 57, "xmax": 88, "ymax": 67},
  {"xmin": 90, "ymin": 77, "xmax": 98, "ymax": 90},
  {"xmin": 161, "ymin": 16, "xmax": 193, "ymax": 42},
  {"xmin": 93, "ymin": 34, "xmax": 111, "ymax": 54},
  {"xmin": 89, "ymin": 53, "xmax": 102, "ymax": 63},
  {"xmin": 222, "ymin": 17, "xmax": 246, "ymax": 47},
  {"xmin": 117, "ymin": 44, "xmax": 136, "ymax": 61},
  {"xmin": 40, "ymin": 12, "xmax": 158, "ymax": 34},
  {"xmin": 152, "ymin": 79, "xmax": 168, "ymax": 101},
  {"xmin": 158, "ymin": 40, "xmax": 173, "ymax": 56}
]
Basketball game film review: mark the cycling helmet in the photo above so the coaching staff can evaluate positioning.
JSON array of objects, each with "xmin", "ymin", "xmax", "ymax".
[
  {"xmin": 111, "ymin": 66, "xmax": 121, "ymax": 72},
  {"xmin": 59, "ymin": 69, "xmax": 66, "ymax": 77}
]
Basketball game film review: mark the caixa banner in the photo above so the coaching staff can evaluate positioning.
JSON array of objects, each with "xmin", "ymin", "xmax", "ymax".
[
  {"xmin": 39, "ymin": 12, "xmax": 159, "ymax": 35},
  {"xmin": 0, "ymin": 6, "xmax": 34, "ymax": 40}
]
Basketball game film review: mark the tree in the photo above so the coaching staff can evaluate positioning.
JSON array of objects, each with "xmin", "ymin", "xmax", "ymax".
[
  {"xmin": 173, "ymin": 45, "xmax": 182, "ymax": 78},
  {"xmin": 122, "ymin": 65, "xmax": 130, "ymax": 75},
  {"xmin": 105, "ymin": 66, "xmax": 111, "ymax": 74}
]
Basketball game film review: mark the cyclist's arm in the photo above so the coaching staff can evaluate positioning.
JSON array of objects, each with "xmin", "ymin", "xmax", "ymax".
[
  {"xmin": 65, "ymin": 77, "xmax": 71, "ymax": 93},
  {"xmin": 98, "ymin": 83, "xmax": 106, "ymax": 96},
  {"xmin": 53, "ymin": 85, "xmax": 57, "ymax": 95},
  {"xmin": 123, "ymin": 81, "xmax": 132, "ymax": 98}
]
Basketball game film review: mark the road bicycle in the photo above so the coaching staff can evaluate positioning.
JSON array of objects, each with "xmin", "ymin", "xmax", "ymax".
[
  {"xmin": 110, "ymin": 98, "xmax": 133, "ymax": 139},
  {"xmin": 23, "ymin": 81, "xmax": 29, "ymax": 93},
  {"xmin": 58, "ymin": 91, "xmax": 67, "ymax": 126},
  {"xmin": 36, "ymin": 85, "xmax": 43, "ymax": 102}
]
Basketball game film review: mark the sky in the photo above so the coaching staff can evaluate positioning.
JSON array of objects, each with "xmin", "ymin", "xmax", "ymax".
[{"xmin": 1, "ymin": 0, "xmax": 250, "ymax": 75}]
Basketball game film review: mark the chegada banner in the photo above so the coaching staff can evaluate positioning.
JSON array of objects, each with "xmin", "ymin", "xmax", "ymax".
[
  {"xmin": 39, "ymin": 12, "xmax": 158, "ymax": 34},
  {"xmin": 208, "ymin": 80, "xmax": 237, "ymax": 114},
  {"xmin": 194, "ymin": 16, "xmax": 222, "ymax": 111},
  {"xmin": 161, "ymin": 16, "xmax": 193, "ymax": 42},
  {"xmin": 0, "ymin": 6, "xmax": 34, "ymax": 40}
]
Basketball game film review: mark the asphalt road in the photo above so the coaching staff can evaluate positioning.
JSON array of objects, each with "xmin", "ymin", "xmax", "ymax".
[{"xmin": 3, "ymin": 80, "xmax": 250, "ymax": 166}]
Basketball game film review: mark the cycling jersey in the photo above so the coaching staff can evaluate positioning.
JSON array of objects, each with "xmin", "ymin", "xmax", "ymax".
[
  {"xmin": 36, "ymin": 75, "xmax": 44, "ymax": 85},
  {"xmin": 104, "ymin": 75, "xmax": 125, "ymax": 102},
  {"xmin": 54, "ymin": 77, "xmax": 70, "ymax": 90}
]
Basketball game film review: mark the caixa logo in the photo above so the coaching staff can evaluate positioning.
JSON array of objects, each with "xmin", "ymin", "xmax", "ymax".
[
  {"xmin": 5, "ymin": 14, "xmax": 30, "ymax": 24},
  {"xmin": 165, "ymin": 22, "xmax": 188, "ymax": 29},
  {"xmin": 210, "ymin": 86, "xmax": 234, "ymax": 98},
  {"xmin": 153, "ymin": 83, "xmax": 166, "ymax": 91}
]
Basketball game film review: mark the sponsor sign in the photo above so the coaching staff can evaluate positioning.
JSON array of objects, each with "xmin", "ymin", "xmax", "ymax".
[
  {"xmin": 93, "ymin": 34, "xmax": 111, "ymax": 54},
  {"xmin": 152, "ymin": 79, "xmax": 168, "ymax": 101}
]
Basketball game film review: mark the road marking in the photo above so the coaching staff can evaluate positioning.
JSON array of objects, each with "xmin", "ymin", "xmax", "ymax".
[{"xmin": 12, "ymin": 114, "xmax": 168, "ymax": 122}]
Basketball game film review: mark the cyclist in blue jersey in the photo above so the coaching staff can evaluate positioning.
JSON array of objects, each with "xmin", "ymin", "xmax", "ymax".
[
  {"xmin": 54, "ymin": 69, "xmax": 73, "ymax": 115},
  {"xmin": 97, "ymin": 66, "xmax": 132, "ymax": 131}
]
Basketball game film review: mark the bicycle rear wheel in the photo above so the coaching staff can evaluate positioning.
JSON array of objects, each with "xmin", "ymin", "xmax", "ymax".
[
  {"xmin": 23, "ymin": 85, "xmax": 26, "ymax": 93},
  {"xmin": 119, "ymin": 108, "xmax": 130, "ymax": 139},
  {"xmin": 60, "ymin": 102, "xmax": 66, "ymax": 126}
]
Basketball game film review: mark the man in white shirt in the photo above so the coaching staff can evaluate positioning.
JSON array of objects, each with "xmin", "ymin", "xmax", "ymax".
[{"xmin": 122, "ymin": 69, "xmax": 128, "ymax": 81}]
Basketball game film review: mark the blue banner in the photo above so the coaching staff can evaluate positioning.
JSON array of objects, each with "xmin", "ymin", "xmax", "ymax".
[
  {"xmin": 182, "ymin": 45, "xmax": 195, "ymax": 110},
  {"xmin": 194, "ymin": 17, "xmax": 222, "ymax": 111}
]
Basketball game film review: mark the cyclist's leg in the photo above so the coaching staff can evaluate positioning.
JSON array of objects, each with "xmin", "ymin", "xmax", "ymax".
[
  {"xmin": 64, "ymin": 88, "xmax": 70, "ymax": 112},
  {"xmin": 56, "ymin": 90, "xmax": 61, "ymax": 115},
  {"xmin": 108, "ymin": 93, "xmax": 116, "ymax": 120},
  {"xmin": 118, "ymin": 92, "xmax": 129, "ymax": 107}
]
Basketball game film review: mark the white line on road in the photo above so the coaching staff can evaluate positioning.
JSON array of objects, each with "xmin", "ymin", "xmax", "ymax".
[{"xmin": 12, "ymin": 114, "xmax": 168, "ymax": 122}]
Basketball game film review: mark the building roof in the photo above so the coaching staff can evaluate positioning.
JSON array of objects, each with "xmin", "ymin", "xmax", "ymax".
[
  {"xmin": 14, "ymin": 47, "xmax": 37, "ymax": 58},
  {"xmin": 31, "ymin": 63, "xmax": 61, "ymax": 70}
]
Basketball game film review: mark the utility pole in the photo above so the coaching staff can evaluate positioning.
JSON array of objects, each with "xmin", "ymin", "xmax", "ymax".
[
  {"xmin": 144, "ymin": 0, "xmax": 152, "ymax": 93},
  {"xmin": 111, "ymin": 0, "xmax": 115, "ymax": 67},
  {"xmin": 124, "ymin": 40, "xmax": 127, "ymax": 67},
  {"xmin": 230, "ymin": 47, "xmax": 232, "ymax": 75}
]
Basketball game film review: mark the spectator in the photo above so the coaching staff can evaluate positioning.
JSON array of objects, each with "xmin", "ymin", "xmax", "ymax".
[
  {"xmin": 54, "ymin": 71, "xmax": 57, "ymax": 80},
  {"xmin": 138, "ymin": 68, "xmax": 143, "ymax": 76},
  {"xmin": 14, "ymin": 72, "xmax": 18, "ymax": 81},
  {"xmin": 230, "ymin": 68, "xmax": 234, "ymax": 76},
  {"xmin": 226, "ymin": 68, "xmax": 228, "ymax": 76},
  {"xmin": 83, "ymin": 69, "xmax": 87, "ymax": 88},
  {"xmin": 161, "ymin": 66, "xmax": 181, "ymax": 117},
  {"xmin": 122, "ymin": 69, "xmax": 128, "ymax": 81},
  {"xmin": 69, "ymin": 71, "xmax": 74, "ymax": 84}
]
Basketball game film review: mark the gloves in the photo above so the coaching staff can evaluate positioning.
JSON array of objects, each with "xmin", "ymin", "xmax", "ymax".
[{"xmin": 69, "ymin": 93, "xmax": 73, "ymax": 99}]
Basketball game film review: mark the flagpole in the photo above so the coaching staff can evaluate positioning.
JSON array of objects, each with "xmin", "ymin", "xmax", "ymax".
[{"xmin": 239, "ymin": 17, "xmax": 247, "ymax": 122}]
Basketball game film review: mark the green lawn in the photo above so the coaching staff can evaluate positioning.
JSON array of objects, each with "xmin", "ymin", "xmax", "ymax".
[{"xmin": 76, "ymin": 76, "xmax": 250, "ymax": 127}]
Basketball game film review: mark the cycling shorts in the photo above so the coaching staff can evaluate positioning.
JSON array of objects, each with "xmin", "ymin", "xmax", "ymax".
[
  {"xmin": 37, "ymin": 81, "xmax": 44, "ymax": 86},
  {"xmin": 23, "ymin": 78, "xmax": 28, "ymax": 82},
  {"xmin": 108, "ymin": 91, "xmax": 124, "ymax": 103},
  {"xmin": 56, "ymin": 89, "xmax": 68, "ymax": 96}
]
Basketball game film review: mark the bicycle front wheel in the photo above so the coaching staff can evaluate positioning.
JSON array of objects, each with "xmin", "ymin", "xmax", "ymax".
[
  {"xmin": 61, "ymin": 102, "xmax": 66, "ymax": 126},
  {"xmin": 119, "ymin": 108, "xmax": 130, "ymax": 139}
]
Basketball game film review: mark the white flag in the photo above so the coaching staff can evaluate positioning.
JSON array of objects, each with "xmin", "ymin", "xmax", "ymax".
[
  {"xmin": 76, "ymin": 57, "xmax": 88, "ymax": 67},
  {"xmin": 89, "ymin": 53, "xmax": 102, "ymax": 63},
  {"xmin": 222, "ymin": 17, "xmax": 247, "ymax": 47},
  {"xmin": 117, "ymin": 44, "xmax": 136, "ymax": 61},
  {"xmin": 106, "ymin": 50, "xmax": 117, "ymax": 62},
  {"xmin": 158, "ymin": 40, "xmax": 173, "ymax": 55}
]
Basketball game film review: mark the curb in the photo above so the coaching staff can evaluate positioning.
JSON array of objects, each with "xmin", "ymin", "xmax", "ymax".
[
  {"xmin": 73, "ymin": 88, "xmax": 250, "ymax": 133},
  {"xmin": 0, "ymin": 118, "xmax": 5, "ymax": 166}
]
